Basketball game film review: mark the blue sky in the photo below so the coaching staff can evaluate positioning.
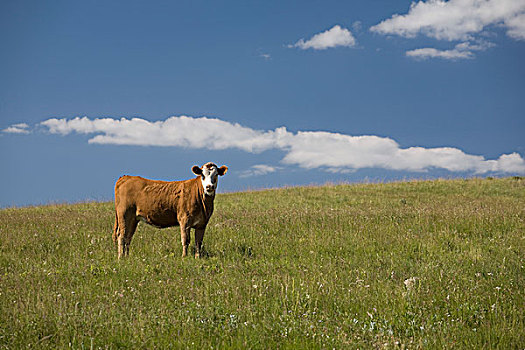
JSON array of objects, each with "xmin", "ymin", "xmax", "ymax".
[{"xmin": 1, "ymin": 0, "xmax": 525, "ymax": 207}]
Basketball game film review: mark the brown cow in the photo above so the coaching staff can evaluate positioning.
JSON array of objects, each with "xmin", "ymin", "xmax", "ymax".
[{"xmin": 112, "ymin": 162, "xmax": 228, "ymax": 259}]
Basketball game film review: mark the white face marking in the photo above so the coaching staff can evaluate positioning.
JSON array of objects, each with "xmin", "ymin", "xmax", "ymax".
[{"xmin": 200, "ymin": 165, "xmax": 219, "ymax": 196}]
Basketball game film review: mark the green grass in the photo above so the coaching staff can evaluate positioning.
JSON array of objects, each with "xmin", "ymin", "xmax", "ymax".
[{"xmin": 1, "ymin": 177, "xmax": 524, "ymax": 349}]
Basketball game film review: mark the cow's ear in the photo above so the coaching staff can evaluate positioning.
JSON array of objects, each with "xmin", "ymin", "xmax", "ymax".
[
  {"xmin": 192, "ymin": 165, "xmax": 202, "ymax": 175},
  {"xmin": 218, "ymin": 165, "xmax": 228, "ymax": 176}
]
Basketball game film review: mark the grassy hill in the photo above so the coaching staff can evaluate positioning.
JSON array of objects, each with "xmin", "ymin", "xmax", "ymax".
[{"xmin": 1, "ymin": 178, "xmax": 524, "ymax": 348}]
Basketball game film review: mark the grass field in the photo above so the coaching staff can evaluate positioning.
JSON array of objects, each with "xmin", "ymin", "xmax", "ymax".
[{"xmin": 1, "ymin": 178, "xmax": 524, "ymax": 349}]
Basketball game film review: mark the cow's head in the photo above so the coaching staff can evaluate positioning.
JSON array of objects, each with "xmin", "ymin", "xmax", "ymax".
[{"xmin": 192, "ymin": 162, "xmax": 228, "ymax": 196}]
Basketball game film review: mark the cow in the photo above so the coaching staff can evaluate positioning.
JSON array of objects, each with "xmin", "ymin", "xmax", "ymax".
[{"xmin": 112, "ymin": 162, "xmax": 228, "ymax": 259}]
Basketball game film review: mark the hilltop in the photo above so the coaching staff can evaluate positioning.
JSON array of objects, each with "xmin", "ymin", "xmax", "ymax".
[{"xmin": 1, "ymin": 178, "xmax": 524, "ymax": 348}]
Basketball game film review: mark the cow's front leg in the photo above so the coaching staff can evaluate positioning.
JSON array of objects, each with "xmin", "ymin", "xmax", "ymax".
[
  {"xmin": 195, "ymin": 228, "xmax": 205, "ymax": 258},
  {"xmin": 180, "ymin": 225, "xmax": 191, "ymax": 257}
]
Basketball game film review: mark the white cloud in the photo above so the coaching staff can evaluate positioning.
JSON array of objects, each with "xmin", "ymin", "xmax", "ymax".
[
  {"xmin": 492, "ymin": 153, "xmax": 525, "ymax": 173},
  {"xmin": 239, "ymin": 164, "xmax": 280, "ymax": 178},
  {"xmin": 371, "ymin": 0, "xmax": 525, "ymax": 59},
  {"xmin": 406, "ymin": 46, "xmax": 474, "ymax": 60},
  {"xmin": 406, "ymin": 40, "xmax": 494, "ymax": 59},
  {"xmin": 289, "ymin": 25, "xmax": 357, "ymax": 50},
  {"xmin": 370, "ymin": 0, "xmax": 525, "ymax": 41},
  {"xmin": 40, "ymin": 116, "xmax": 290, "ymax": 153},
  {"xmin": 505, "ymin": 11, "xmax": 525, "ymax": 39},
  {"xmin": 36, "ymin": 116, "xmax": 525, "ymax": 175},
  {"xmin": 279, "ymin": 131, "xmax": 524, "ymax": 174},
  {"xmin": 2, "ymin": 123, "xmax": 30, "ymax": 134}
]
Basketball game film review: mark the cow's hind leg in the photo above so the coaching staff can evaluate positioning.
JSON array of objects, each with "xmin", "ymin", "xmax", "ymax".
[
  {"xmin": 116, "ymin": 210, "xmax": 138, "ymax": 259},
  {"xmin": 116, "ymin": 213, "xmax": 127, "ymax": 259},
  {"xmin": 112, "ymin": 212, "xmax": 119, "ymax": 244},
  {"xmin": 123, "ymin": 215, "xmax": 138, "ymax": 257},
  {"xmin": 180, "ymin": 224, "xmax": 191, "ymax": 257}
]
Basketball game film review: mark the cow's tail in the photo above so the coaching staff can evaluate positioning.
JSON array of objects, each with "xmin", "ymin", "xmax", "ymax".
[{"xmin": 112, "ymin": 211, "xmax": 119, "ymax": 244}]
